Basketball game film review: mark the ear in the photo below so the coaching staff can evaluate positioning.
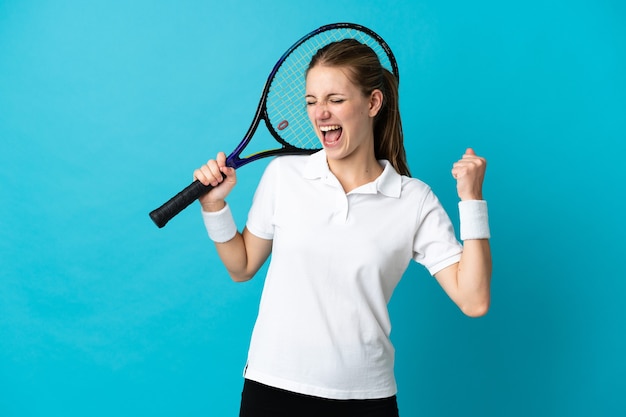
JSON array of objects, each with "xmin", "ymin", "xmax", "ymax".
[{"xmin": 368, "ymin": 89, "xmax": 384, "ymax": 117}]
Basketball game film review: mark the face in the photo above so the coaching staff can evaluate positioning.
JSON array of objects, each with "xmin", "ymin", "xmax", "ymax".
[{"xmin": 305, "ymin": 65, "xmax": 383, "ymax": 164}]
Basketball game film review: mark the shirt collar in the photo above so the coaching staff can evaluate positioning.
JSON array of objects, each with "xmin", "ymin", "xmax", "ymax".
[{"xmin": 303, "ymin": 150, "xmax": 402, "ymax": 198}]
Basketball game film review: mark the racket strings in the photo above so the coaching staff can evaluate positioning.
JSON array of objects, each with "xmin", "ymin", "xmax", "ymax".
[{"xmin": 266, "ymin": 27, "xmax": 397, "ymax": 151}]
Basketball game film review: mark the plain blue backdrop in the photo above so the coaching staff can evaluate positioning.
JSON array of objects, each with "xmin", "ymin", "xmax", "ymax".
[{"xmin": 1, "ymin": 0, "xmax": 624, "ymax": 416}]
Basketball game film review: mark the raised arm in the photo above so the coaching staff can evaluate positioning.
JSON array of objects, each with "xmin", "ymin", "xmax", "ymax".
[
  {"xmin": 434, "ymin": 148, "xmax": 492, "ymax": 317},
  {"xmin": 194, "ymin": 152, "xmax": 272, "ymax": 282}
]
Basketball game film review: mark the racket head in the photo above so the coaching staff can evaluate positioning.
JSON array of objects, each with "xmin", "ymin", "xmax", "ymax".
[{"xmin": 227, "ymin": 22, "xmax": 399, "ymax": 168}]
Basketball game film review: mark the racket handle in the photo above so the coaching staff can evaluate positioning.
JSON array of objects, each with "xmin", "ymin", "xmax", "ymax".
[{"xmin": 149, "ymin": 179, "xmax": 215, "ymax": 228}]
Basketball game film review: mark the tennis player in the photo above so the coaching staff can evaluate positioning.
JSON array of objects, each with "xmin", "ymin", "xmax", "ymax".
[{"xmin": 195, "ymin": 39, "xmax": 492, "ymax": 417}]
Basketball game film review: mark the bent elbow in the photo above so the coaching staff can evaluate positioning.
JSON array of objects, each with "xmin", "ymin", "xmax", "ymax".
[
  {"xmin": 461, "ymin": 300, "xmax": 490, "ymax": 318},
  {"xmin": 229, "ymin": 270, "xmax": 255, "ymax": 283},
  {"xmin": 230, "ymin": 274, "xmax": 253, "ymax": 283}
]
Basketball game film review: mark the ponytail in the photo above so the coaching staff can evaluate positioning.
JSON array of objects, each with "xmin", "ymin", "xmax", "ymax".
[{"xmin": 374, "ymin": 69, "xmax": 410, "ymax": 176}]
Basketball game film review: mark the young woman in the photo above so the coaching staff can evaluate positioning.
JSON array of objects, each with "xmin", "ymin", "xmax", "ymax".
[{"xmin": 194, "ymin": 39, "xmax": 492, "ymax": 417}]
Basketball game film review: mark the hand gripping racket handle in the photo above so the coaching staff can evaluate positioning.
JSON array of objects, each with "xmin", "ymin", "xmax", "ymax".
[{"xmin": 149, "ymin": 179, "xmax": 217, "ymax": 228}]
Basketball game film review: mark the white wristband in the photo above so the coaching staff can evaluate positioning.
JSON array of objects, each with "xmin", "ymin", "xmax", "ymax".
[
  {"xmin": 458, "ymin": 200, "xmax": 490, "ymax": 240},
  {"xmin": 201, "ymin": 203, "xmax": 237, "ymax": 243}
]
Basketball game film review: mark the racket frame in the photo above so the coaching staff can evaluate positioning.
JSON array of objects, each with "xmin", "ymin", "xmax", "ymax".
[{"xmin": 150, "ymin": 22, "xmax": 398, "ymax": 228}]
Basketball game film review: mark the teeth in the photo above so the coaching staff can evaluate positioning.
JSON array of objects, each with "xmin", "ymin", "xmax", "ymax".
[{"xmin": 320, "ymin": 125, "xmax": 341, "ymax": 132}]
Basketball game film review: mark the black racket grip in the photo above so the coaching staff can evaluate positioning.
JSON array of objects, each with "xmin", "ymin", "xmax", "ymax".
[{"xmin": 149, "ymin": 179, "xmax": 215, "ymax": 228}]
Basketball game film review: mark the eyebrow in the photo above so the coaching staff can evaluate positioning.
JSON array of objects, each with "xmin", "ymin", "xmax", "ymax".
[{"xmin": 304, "ymin": 93, "xmax": 347, "ymax": 99}]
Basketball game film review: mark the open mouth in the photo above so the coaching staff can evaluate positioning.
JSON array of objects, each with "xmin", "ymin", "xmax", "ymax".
[{"xmin": 320, "ymin": 125, "xmax": 342, "ymax": 146}]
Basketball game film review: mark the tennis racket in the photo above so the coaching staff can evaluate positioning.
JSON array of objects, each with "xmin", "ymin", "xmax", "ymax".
[{"xmin": 149, "ymin": 22, "xmax": 399, "ymax": 228}]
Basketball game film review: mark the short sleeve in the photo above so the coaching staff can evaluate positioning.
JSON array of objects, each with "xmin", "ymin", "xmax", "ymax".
[
  {"xmin": 245, "ymin": 159, "xmax": 280, "ymax": 240},
  {"xmin": 412, "ymin": 189, "xmax": 463, "ymax": 275}
]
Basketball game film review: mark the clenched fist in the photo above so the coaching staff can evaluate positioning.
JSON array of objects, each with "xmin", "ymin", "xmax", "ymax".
[{"xmin": 451, "ymin": 148, "xmax": 487, "ymax": 201}]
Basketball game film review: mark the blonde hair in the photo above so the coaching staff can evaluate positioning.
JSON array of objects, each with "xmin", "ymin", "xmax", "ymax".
[{"xmin": 307, "ymin": 39, "xmax": 410, "ymax": 176}]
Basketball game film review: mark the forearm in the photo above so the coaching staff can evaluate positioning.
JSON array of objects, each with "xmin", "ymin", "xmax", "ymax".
[
  {"xmin": 213, "ymin": 231, "xmax": 255, "ymax": 282},
  {"xmin": 456, "ymin": 238, "xmax": 492, "ymax": 316},
  {"xmin": 436, "ymin": 199, "xmax": 492, "ymax": 317},
  {"xmin": 201, "ymin": 203, "xmax": 272, "ymax": 282}
]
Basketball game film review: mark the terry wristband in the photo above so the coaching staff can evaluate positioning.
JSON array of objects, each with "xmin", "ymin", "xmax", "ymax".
[
  {"xmin": 202, "ymin": 203, "xmax": 238, "ymax": 243},
  {"xmin": 458, "ymin": 200, "xmax": 490, "ymax": 240}
]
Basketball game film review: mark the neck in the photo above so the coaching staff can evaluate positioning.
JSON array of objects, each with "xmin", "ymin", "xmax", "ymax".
[{"xmin": 327, "ymin": 154, "xmax": 383, "ymax": 193}]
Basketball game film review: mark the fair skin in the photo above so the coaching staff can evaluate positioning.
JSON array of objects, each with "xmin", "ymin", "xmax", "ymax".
[
  {"xmin": 304, "ymin": 65, "xmax": 384, "ymax": 192},
  {"xmin": 194, "ymin": 64, "xmax": 491, "ymax": 317}
]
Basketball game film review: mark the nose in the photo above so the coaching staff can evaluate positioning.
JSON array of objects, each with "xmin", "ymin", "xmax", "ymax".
[{"xmin": 316, "ymin": 103, "xmax": 330, "ymax": 120}]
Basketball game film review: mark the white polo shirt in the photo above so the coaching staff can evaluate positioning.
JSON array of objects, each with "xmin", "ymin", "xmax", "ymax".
[{"xmin": 243, "ymin": 150, "xmax": 462, "ymax": 400}]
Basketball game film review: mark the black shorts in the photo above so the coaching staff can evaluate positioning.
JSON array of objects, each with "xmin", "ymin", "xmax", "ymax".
[{"xmin": 239, "ymin": 379, "xmax": 400, "ymax": 417}]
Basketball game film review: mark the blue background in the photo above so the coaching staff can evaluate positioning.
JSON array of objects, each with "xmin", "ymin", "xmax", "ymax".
[{"xmin": 1, "ymin": 0, "xmax": 624, "ymax": 415}]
